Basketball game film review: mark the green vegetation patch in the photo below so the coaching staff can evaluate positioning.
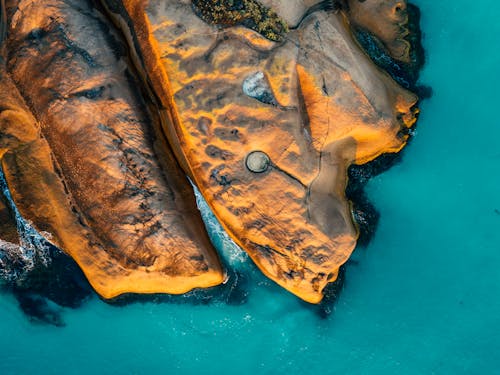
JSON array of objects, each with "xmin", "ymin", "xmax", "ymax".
[{"xmin": 191, "ymin": 0, "xmax": 289, "ymax": 42}]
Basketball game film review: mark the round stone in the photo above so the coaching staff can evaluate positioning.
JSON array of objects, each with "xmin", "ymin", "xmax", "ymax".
[{"xmin": 245, "ymin": 151, "xmax": 270, "ymax": 173}]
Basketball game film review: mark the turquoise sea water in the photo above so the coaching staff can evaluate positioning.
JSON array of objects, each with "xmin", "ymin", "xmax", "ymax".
[{"xmin": 1, "ymin": 0, "xmax": 500, "ymax": 373}]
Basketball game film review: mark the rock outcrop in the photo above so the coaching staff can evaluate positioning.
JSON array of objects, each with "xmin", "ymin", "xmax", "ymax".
[
  {"xmin": 345, "ymin": 0, "xmax": 412, "ymax": 62},
  {"xmin": 102, "ymin": 0, "xmax": 418, "ymax": 303},
  {"xmin": 0, "ymin": 0, "xmax": 224, "ymax": 299},
  {"xmin": 0, "ymin": 0, "xmax": 422, "ymax": 304}
]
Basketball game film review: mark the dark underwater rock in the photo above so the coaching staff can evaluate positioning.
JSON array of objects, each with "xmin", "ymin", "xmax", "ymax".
[
  {"xmin": 13, "ymin": 245, "xmax": 93, "ymax": 309},
  {"xmin": 3, "ymin": 245, "xmax": 92, "ymax": 326},
  {"xmin": 12, "ymin": 289, "xmax": 66, "ymax": 327}
]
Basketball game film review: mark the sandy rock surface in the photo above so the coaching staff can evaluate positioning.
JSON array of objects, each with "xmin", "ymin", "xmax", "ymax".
[
  {"xmin": 0, "ymin": 0, "xmax": 224, "ymax": 298},
  {"xmin": 103, "ymin": 0, "xmax": 418, "ymax": 303}
]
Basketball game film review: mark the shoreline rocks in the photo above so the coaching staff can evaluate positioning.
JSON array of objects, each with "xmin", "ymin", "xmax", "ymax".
[
  {"xmin": 0, "ymin": 0, "xmax": 426, "ymax": 312},
  {"xmin": 102, "ymin": 0, "xmax": 420, "ymax": 303}
]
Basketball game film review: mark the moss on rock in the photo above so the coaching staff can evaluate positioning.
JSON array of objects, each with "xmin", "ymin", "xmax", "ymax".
[{"xmin": 191, "ymin": 0, "xmax": 289, "ymax": 42}]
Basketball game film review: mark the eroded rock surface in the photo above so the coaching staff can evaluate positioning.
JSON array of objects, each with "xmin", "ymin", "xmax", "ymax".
[
  {"xmin": 0, "ymin": 0, "xmax": 423, "ymax": 305},
  {"xmin": 103, "ymin": 0, "xmax": 419, "ymax": 303},
  {"xmin": 0, "ymin": 0, "xmax": 223, "ymax": 299},
  {"xmin": 346, "ymin": 0, "xmax": 412, "ymax": 62}
]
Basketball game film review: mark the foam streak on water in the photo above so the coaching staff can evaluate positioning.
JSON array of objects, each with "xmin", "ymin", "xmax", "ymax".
[
  {"xmin": 0, "ymin": 167, "xmax": 52, "ymax": 282},
  {"xmin": 192, "ymin": 182, "xmax": 249, "ymax": 269},
  {"xmin": 1, "ymin": 1, "xmax": 500, "ymax": 374}
]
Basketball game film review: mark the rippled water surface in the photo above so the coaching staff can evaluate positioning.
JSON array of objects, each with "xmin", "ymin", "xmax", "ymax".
[{"xmin": 1, "ymin": 1, "xmax": 499, "ymax": 374}]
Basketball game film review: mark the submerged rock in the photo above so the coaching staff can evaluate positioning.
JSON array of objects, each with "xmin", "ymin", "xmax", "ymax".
[{"xmin": 13, "ymin": 290, "xmax": 66, "ymax": 327}]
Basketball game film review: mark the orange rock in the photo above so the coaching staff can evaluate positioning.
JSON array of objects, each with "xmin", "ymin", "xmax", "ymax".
[
  {"xmin": 103, "ymin": 0, "xmax": 418, "ymax": 303},
  {"xmin": 345, "ymin": 0, "xmax": 412, "ymax": 62},
  {"xmin": 1, "ymin": 0, "xmax": 223, "ymax": 298}
]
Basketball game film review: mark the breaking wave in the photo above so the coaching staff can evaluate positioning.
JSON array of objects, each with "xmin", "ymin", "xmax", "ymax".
[
  {"xmin": 0, "ymin": 167, "xmax": 52, "ymax": 283},
  {"xmin": 192, "ymin": 182, "xmax": 248, "ymax": 268}
]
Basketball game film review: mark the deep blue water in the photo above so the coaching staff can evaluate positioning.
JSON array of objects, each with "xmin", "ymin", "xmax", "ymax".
[{"xmin": 1, "ymin": 0, "xmax": 500, "ymax": 373}]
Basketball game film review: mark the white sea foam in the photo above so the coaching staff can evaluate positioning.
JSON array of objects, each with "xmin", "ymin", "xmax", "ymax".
[
  {"xmin": 191, "ymin": 182, "xmax": 248, "ymax": 267},
  {"xmin": 0, "ymin": 168, "xmax": 52, "ymax": 282}
]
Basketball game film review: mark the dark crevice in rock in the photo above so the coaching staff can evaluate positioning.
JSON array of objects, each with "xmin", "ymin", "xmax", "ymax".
[
  {"xmin": 0, "ymin": 0, "xmax": 6, "ymax": 45},
  {"xmin": 291, "ymin": 0, "xmax": 344, "ymax": 30}
]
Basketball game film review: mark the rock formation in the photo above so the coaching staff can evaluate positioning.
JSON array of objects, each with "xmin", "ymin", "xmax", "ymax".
[
  {"xmin": 345, "ymin": 0, "xmax": 411, "ymax": 62},
  {"xmin": 102, "ymin": 0, "xmax": 418, "ymax": 303},
  {"xmin": 0, "ymin": 0, "xmax": 223, "ymax": 299},
  {"xmin": 0, "ymin": 0, "xmax": 422, "ymax": 304}
]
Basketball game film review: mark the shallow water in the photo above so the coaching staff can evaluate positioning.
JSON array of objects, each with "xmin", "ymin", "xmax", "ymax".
[{"xmin": 1, "ymin": 0, "xmax": 499, "ymax": 374}]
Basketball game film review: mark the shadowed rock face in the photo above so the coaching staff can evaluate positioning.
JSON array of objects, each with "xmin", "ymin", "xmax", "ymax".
[
  {"xmin": 102, "ymin": 0, "xmax": 418, "ymax": 303},
  {"xmin": 0, "ymin": 0, "xmax": 223, "ymax": 299}
]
